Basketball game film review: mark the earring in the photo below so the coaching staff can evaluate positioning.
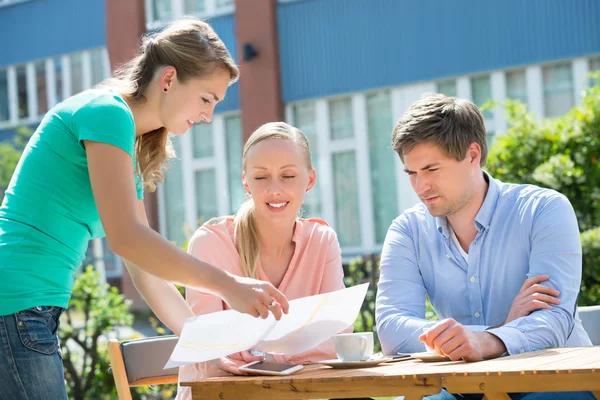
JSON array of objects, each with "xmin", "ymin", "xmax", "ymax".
[{"xmin": 163, "ymin": 88, "xmax": 167, "ymax": 92}]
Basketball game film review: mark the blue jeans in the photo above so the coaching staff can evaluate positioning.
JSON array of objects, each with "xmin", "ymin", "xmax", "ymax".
[
  {"xmin": 0, "ymin": 306, "xmax": 67, "ymax": 400},
  {"xmin": 424, "ymin": 389, "xmax": 596, "ymax": 400}
]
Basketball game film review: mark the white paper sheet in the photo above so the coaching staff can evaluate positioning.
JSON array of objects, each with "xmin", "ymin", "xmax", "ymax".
[{"xmin": 165, "ymin": 283, "xmax": 369, "ymax": 369}]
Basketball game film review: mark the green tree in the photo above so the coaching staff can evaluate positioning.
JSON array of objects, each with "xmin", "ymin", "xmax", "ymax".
[
  {"xmin": 61, "ymin": 266, "xmax": 176, "ymax": 399},
  {"xmin": 487, "ymin": 72, "xmax": 600, "ymax": 305},
  {"xmin": 60, "ymin": 266, "xmax": 133, "ymax": 399},
  {"xmin": 0, "ymin": 126, "xmax": 33, "ymax": 196}
]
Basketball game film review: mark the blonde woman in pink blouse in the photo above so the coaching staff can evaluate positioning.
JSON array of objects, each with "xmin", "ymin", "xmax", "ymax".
[{"xmin": 176, "ymin": 122, "xmax": 351, "ymax": 399}]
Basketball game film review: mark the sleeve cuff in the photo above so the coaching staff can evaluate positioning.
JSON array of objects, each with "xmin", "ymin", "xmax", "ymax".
[
  {"xmin": 486, "ymin": 325, "xmax": 530, "ymax": 356},
  {"xmin": 464, "ymin": 325, "xmax": 490, "ymax": 333}
]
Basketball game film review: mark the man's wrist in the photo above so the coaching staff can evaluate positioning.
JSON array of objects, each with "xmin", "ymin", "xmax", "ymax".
[{"xmin": 480, "ymin": 332, "xmax": 508, "ymax": 359}]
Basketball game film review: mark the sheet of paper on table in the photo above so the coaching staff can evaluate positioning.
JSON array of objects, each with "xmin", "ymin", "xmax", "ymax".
[{"xmin": 165, "ymin": 283, "xmax": 369, "ymax": 369}]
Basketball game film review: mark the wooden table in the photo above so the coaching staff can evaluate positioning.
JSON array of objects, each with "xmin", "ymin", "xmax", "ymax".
[{"xmin": 181, "ymin": 346, "xmax": 600, "ymax": 400}]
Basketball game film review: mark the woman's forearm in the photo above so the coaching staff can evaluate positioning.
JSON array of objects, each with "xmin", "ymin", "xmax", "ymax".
[
  {"xmin": 124, "ymin": 259, "xmax": 195, "ymax": 336},
  {"xmin": 110, "ymin": 222, "xmax": 235, "ymax": 296}
]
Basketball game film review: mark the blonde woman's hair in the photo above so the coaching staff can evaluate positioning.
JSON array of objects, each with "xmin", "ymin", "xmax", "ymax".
[
  {"xmin": 103, "ymin": 18, "xmax": 239, "ymax": 191},
  {"xmin": 234, "ymin": 122, "xmax": 313, "ymax": 279}
]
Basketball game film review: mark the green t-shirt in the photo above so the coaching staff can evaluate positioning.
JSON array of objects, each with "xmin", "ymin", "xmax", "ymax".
[{"xmin": 0, "ymin": 89, "xmax": 144, "ymax": 316}]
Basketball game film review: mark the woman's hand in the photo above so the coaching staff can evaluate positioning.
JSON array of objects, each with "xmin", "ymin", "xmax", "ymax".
[
  {"xmin": 219, "ymin": 275, "xmax": 290, "ymax": 320},
  {"xmin": 211, "ymin": 351, "xmax": 263, "ymax": 375}
]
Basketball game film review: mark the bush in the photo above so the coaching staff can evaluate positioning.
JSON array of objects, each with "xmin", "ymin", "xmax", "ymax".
[
  {"xmin": 60, "ymin": 266, "xmax": 175, "ymax": 399},
  {"xmin": 60, "ymin": 266, "xmax": 133, "ymax": 399},
  {"xmin": 580, "ymin": 228, "xmax": 600, "ymax": 306},
  {"xmin": 343, "ymin": 255, "xmax": 438, "ymax": 352},
  {"xmin": 488, "ymin": 88, "xmax": 600, "ymax": 232},
  {"xmin": 0, "ymin": 126, "xmax": 33, "ymax": 199},
  {"xmin": 487, "ymin": 74, "xmax": 600, "ymax": 305}
]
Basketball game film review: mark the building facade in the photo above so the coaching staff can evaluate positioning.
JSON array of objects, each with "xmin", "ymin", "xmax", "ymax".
[
  {"xmin": 153, "ymin": 0, "xmax": 600, "ymax": 261},
  {"xmin": 0, "ymin": 0, "xmax": 120, "ymax": 282},
  {"xmin": 1, "ymin": 0, "xmax": 600, "ymax": 305}
]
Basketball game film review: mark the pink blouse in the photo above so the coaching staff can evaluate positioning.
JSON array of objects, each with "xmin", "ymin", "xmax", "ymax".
[{"xmin": 177, "ymin": 217, "xmax": 350, "ymax": 399}]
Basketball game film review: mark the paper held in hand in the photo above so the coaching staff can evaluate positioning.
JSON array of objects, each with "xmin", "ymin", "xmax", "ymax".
[{"xmin": 165, "ymin": 283, "xmax": 369, "ymax": 369}]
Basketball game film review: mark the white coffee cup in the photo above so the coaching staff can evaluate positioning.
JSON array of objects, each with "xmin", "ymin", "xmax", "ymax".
[{"xmin": 334, "ymin": 332, "xmax": 374, "ymax": 362}]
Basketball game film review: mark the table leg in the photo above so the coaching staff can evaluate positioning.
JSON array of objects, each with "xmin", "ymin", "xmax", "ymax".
[{"xmin": 482, "ymin": 393, "xmax": 511, "ymax": 400}]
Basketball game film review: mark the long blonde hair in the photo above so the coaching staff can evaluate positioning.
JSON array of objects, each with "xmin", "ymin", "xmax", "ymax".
[
  {"xmin": 103, "ymin": 18, "xmax": 239, "ymax": 191},
  {"xmin": 234, "ymin": 122, "xmax": 313, "ymax": 279}
]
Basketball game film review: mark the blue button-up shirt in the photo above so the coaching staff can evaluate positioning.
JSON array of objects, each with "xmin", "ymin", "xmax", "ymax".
[{"xmin": 376, "ymin": 173, "xmax": 592, "ymax": 356}]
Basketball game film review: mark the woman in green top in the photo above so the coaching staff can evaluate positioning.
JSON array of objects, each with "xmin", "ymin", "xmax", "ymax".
[{"xmin": 0, "ymin": 18, "xmax": 288, "ymax": 400}]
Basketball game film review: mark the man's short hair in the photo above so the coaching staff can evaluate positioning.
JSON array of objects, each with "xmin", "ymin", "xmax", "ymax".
[{"xmin": 391, "ymin": 93, "xmax": 488, "ymax": 166}]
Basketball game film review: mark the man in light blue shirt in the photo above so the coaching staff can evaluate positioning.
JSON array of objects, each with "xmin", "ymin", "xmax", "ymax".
[{"xmin": 376, "ymin": 93, "xmax": 592, "ymax": 400}]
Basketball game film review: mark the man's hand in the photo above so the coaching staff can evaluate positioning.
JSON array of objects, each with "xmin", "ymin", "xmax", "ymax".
[
  {"xmin": 504, "ymin": 275, "xmax": 560, "ymax": 324},
  {"xmin": 419, "ymin": 319, "xmax": 506, "ymax": 361}
]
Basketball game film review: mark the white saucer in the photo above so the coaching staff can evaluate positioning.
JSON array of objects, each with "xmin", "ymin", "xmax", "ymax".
[
  {"xmin": 411, "ymin": 352, "xmax": 451, "ymax": 362},
  {"xmin": 318, "ymin": 358, "xmax": 391, "ymax": 369}
]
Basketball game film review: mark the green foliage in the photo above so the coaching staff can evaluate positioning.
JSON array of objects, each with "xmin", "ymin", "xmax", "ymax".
[
  {"xmin": 0, "ymin": 126, "xmax": 33, "ymax": 193},
  {"xmin": 487, "ymin": 73, "xmax": 600, "ymax": 305},
  {"xmin": 344, "ymin": 256, "xmax": 438, "ymax": 352},
  {"xmin": 344, "ymin": 255, "xmax": 379, "ymax": 350},
  {"xmin": 488, "ymin": 79, "xmax": 600, "ymax": 232},
  {"xmin": 580, "ymin": 227, "xmax": 600, "ymax": 306},
  {"xmin": 61, "ymin": 266, "xmax": 175, "ymax": 399},
  {"xmin": 60, "ymin": 266, "xmax": 133, "ymax": 400}
]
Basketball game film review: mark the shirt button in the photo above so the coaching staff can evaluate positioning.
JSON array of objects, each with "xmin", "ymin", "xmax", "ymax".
[
  {"xmin": 470, "ymin": 276, "xmax": 476, "ymax": 283},
  {"xmin": 474, "ymin": 312, "xmax": 480, "ymax": 318},
  {"xmin": 446, "ymin": 254, "xmax": 451, "ymax": 259}
]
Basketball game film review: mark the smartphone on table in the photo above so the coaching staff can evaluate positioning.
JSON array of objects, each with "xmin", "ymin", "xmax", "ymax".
[
  {"xmin": 238, "ymin": 361, "xmax": 304, "ymax": 376},
  {"xmin": 382, "ymin": 352, "xmax": 413, "ymax": 363}
]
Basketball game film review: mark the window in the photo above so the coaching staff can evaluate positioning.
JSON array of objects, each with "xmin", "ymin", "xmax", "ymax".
[
  {"xmin": 81, "ymin": 240, "xmax": 96, "ymax": 268},
  {"xmin": 0, "ymin": 69, "xmax": 8, "ymax": 121},
  {"xmin": 437, "ymin": 79, "xmax": 457, "ymax": 97},
  {"xmin": 163, "ymin": 137, "xmax": 187, "ymax": 245},
  {"xmin": 506, "ymin": 70, "xmax": 527, "ymax": 105},
  {"xmin": 191, "ymin": 122, "xmax": 219, "ymax": 224},
  {"xmin": 590, "ymin": 57, "xmax": 600, "ymax": 74},
  {"xmin": 102, "ymin": 238, "xmax": 122, "ymax": 277},
  {"xmin": 224, "ymin": 115, "xmax": 244, "ymax": 214},
  {"xmin": 471, "ymin": 75, "xmax": 493, "ymax": 119},
  {"xmin": 192, "ymin": 123, "xmax": 214, "ymax": 158},
  {"xmin": 152, "ymin": 0, "xmax": 172, "ymax": 21},
  {"xmin": 329, "ymin": 98, "xmax": 354, "ymax": 140},
  {"xmin": 589, "ymin": 57, "xmax": 600, "ymax": 86},
  {"xmin": 184, "ymin": 0, "xmax": 205, "ymax": 14},
  {"xmin": 70, "ymin": 52, "xmax": 84, "ymax": 95},
  {"xmin": 16, "ymin": 65, "xmax": 28, "ymax": 119},
  {"xmin": 90, "ymin": 48, "xmax": 106, "ymax": 86},
  {"xmin": 293, "ymin": 102, "xmax": 321, "ymax": 217},
  {"xmin": 329, "ymin": 98, "xmax": 361, "ymax": 246},
  {"xmin": 79, "ymin": 238, "xmax": 121, "ymax": 278},
  {"xmin": 543, "ymin": 63, "xmax": 574, "ymax": 117},
  {"xmin": 54, "ymin": 57, "xmax": 64, "ymax": 104},
  {"xmin": 332, "ymin": 152, "xmax": 361, "ymax": 247},
  {"xmin": 367, "ymin": 91, "xmax": 397, "ymax": 244},
  {"xmin": 195, "ymin": 169, "xmax": 218, "ymax": 225},
  {"xmin": 35, "ymin": 61, "xmax": 48, "ymax": 116}
]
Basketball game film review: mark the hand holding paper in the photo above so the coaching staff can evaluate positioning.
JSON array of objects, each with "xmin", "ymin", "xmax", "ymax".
[{"xmin": 165, "ymin": 283, "xmax": 369, "ymax": 368}]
